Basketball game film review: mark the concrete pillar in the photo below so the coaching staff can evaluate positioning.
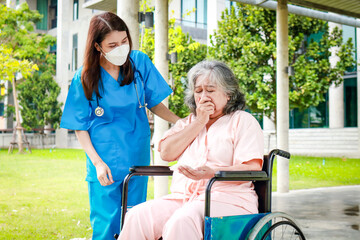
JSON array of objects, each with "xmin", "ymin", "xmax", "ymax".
[
  {"xmin": 357, "ymin": 27, "xmax": 360, "ymax": 154},
  {"xmin": 207, "ymin": 0, "xmax": 226, "ymax": 46},
  {"xmin": 55, "ymin": 0, "xmax": 71, "ymax": 148},
  {"xmin": 276, "ymin": 0, "xmax": 289, "ymax": 193},
  {"xmin": 117, "ymin": 0, "xmax": 139, "ymax": 50},
  {"xmin": 263, "ymin": 114, "xmax": 276, "ymax": 131},
  {"xmin": 263, "ymin": 114, "xmax": 276, "ymax": 153},
  {"xmin": 329, "ymin": 22, "xmax": 344, "ymax": 129},
  {"xmin": 153, "ymin": 0, "xmax": 169, "ymax": 199}
]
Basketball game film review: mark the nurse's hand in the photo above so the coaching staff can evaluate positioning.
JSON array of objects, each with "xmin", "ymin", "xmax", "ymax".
[
  {"xmin": 95, "ymin": 161, "xmax": 114, "ymax": 186},
  {"xmin": 178, "ymin": 165, "xmax": 215, "ymax": 180}
]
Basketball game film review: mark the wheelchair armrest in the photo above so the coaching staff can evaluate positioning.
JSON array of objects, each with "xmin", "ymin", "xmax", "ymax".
[
  {"xmin": 205, "ymin": 171, "xmax": 268, "ymax": 217},
  {"xmin": 129, "ymin": 165, "xmax": 173, "ymax": 176},
  {"xmin": 121, "ymin": 165, "xmax": 173, "ymax": 230},
  {"xmin": 214, "ymin": 170, "xmax": 268, "ymax": 180}
]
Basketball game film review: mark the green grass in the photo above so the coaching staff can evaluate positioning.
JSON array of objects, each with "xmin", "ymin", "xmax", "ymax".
[
  {"xmin": 273, "ymin": 155, "xmax": 360, "ymax": 191},
  {"xmin": 0, "ymin": 149, "xmax": 91, "ymax": 240},
  {"xmin": 0, "ymin": 148, "xmax": 359, "ymax": 239}
]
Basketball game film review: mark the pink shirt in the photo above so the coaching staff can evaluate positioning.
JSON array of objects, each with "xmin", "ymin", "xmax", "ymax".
[{"xmin": 159, "ymin": 110, "xmax": 264, "ymax": 214}]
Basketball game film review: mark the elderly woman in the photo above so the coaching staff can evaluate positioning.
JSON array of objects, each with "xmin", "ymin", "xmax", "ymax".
[{"xmin": 118, "ymin": 60, "xmax": 264, "ymax": 240}]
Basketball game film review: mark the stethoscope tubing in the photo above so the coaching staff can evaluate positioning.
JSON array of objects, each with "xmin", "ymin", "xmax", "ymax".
[{"xmin": 95, "ymin": 57, "xmax": 147, "ymax": 117}]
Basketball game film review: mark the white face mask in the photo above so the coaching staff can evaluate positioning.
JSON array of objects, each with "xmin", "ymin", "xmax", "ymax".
[{"xmin": 101, "ymin": 44, "xmax": 130, "ymax": 66}]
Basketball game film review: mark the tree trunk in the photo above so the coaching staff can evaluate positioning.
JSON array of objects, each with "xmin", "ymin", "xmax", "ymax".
[{"xmin": 11, "ymin": 77, "xmax": 24, "ymax": 153}]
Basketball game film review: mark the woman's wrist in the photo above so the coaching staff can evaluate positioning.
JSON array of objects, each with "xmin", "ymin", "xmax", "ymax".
[
  {"xmin": 92, "ymin": 157, "xmax": 104, "ymax": 168},
  {"xmin": 193, "ymin": 118, "xmax": 207, "ymax": 127}
]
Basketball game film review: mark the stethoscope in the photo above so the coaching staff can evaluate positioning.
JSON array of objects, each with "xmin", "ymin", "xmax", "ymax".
[{"xmin": 94, "ymin": 57, "xmax": 147, "ymax": 117}]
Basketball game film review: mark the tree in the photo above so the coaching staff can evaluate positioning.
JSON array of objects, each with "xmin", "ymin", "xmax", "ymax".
[
  {"xmin": 16, "ymin": 32, "xmax": 61, "ymax": 133},
  {"xmin": 0, "ymin": 45, "xmax": 38, "ymax": 153},
  {"xmin": 0, "ymin": 3, "xmax": 60, "ymax": 152},
  {"xmin": 17, "ymin": 66, "xmax": 62, "ymax": 133},
  {"xmin": 209, "ymin": 4, "xmax": 355, "ymax": 124},
  {"xmin": 140, "ymin": 14, "xmax": 207, "ymax": 118}
]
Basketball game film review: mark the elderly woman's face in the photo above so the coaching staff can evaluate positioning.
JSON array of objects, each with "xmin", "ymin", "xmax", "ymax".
[{"xmin": 194, "ymin": 74, "xmax": 229, "ymax": 119}]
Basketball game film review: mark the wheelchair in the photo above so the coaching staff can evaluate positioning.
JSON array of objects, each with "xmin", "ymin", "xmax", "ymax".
[{"xmin": 115, "ymin": 149, "xmax": 306, "ymax": 240}]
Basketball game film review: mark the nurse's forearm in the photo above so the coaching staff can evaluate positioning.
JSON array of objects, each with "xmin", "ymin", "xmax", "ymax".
[
  {"xmin": 150, "ymin": 103, "xmax": 180, "ymax": 124},
  {"xmin": 75, "ymin": 130, "xmax": 103, "ymax": 167}
]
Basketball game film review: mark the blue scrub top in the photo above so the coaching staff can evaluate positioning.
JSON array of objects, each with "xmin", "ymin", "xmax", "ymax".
[{"xmin": 60, "ymin": 50, "xmax": 172, "ymax": 182}]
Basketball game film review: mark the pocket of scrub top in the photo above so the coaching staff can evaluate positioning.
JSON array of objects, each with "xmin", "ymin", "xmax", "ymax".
[{"xmin": 92, "ymin": 141, "xmax": 119, "ymax": 172}]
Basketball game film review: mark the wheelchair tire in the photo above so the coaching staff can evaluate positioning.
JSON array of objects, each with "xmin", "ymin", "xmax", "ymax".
[{"xmin": 247, "ymin": 212, "xmax": 306, "ymax": 240}]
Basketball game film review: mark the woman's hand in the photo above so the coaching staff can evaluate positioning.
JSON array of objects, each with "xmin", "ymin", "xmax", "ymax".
[
  {"xmin": 178, "ymin": 165, "xmax": 215, "ymax": 180},
  {"xmin": 75, "ymin": 130, "xmax": 115, "ymax": 186},
  {"xmin": 94, "ymin": 161, "xmax": 114, "ymax": 186},
  {"xmin": 195, "ymin": 96, "xmax": 215, "ymax": 125}
]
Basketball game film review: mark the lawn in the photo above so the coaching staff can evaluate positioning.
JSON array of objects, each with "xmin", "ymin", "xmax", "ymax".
[{"xmin": 0, "ymin": 148, "xmax": 359, "ymax": 239}]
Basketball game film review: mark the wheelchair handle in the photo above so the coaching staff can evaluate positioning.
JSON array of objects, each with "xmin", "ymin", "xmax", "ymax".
[{"xmin": 270, "ymin": 149, "xmax": 290, "ymax": 159}]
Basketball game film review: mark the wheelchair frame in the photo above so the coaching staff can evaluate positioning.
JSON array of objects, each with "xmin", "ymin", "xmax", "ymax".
[{"xmin": 118, "ymin": 149, "xmax": 306, "ymax": 240}]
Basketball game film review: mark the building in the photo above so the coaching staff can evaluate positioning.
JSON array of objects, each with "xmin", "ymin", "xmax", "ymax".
[{"xmin": 1, "ymin": 0, "xmax": 360, "ymax": 157}]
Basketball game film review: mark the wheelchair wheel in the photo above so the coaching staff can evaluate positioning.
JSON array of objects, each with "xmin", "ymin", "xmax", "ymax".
[{"xmin": 247, "ymin": 212, "xmax": 306, "ymax": 240}]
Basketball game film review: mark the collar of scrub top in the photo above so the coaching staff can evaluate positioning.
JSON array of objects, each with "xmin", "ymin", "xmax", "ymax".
[{"xmin": 94, "ymin": 57, "xmax": 147, "ymax": 118}]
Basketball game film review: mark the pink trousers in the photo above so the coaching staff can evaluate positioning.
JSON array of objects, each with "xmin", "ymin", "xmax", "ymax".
[{"xmin": 118, "ymin": 198, "xmax": 250, "ymax": 240}]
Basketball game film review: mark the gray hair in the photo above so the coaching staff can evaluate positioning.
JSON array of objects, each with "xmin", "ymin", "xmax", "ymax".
[{"xmin": 184, "ymin": 60, "xmax": 245, "ymax": 115}]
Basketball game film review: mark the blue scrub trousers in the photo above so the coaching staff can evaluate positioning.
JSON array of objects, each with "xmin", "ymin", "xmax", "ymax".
[{"xmin": 88, "ymin": 176, "xmax": 148, "ymax": 240}]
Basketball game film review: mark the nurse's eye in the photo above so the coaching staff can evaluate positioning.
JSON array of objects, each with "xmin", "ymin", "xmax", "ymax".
[{"xmin": 121, "ymin": 38, "xmax": 129, "ymax": 44}]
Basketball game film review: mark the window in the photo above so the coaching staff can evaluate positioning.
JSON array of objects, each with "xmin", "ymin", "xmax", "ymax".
[
  {"xmin": 36, "ymin": 0, "xmax": 48, "ymax": 30},
  {"xmin": 0, "ymin": 85, "xmax": 4, "ymax": 116},
  {"xmin": 73, "ymin": 0, "xmax": 79, "ymax": 21},
  {"xmin": 72, "ymin": 34, "xmax": 78, "ymax": 71},
  {"xmin": 181, "ymin": 0, "xmax": 207, "ymax": 28},
  {"xmin": 50, "ymin": 44, "xmax": 57, "ymax": 54},
  {"xmin": 0, "ymin": 103, "xmax": 4, "ymax": 117},
  {"xmin": 344, "ymin": 78, "xmax": 357, "ymax": 127},
  {"xmin": 290, "ymin": 95, "xmax": 329, "ymax": 129},
  {"xmin": 225, "ymin": 0, "xmax": 237, "ymax": 9},
  {"xmin": 49, "ymin": 0, "xmax": 57, "ymax": 29},
  {"xmin": 343, "ymin": 25, "xmax": 356, "ymax": 72}
]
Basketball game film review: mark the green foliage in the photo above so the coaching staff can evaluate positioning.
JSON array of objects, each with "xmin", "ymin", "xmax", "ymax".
[
  {"xmin": 0, "ymin": 45, "xmax": 38, "ymax": 82},
  {"xmin": 209, "ymin": 4, "xmax": 355, "ymax": 123},
  {"xmin": 17, "ymin": 71, "xmax": 62, "ymax": 131},
  {"xmin": 0, "ymin": 3, "xmax": 42, "ymax": 56},
  {"xmin": 168, "ymin": 18, "xmax": 207, "ymax": 118},
  {"xmin": 140, "ymin": 12, "xmax": 207, "ymax": 118},
  {"xmin": 0, "ymin": 3, "xmax": 61, "ymax": 130}
]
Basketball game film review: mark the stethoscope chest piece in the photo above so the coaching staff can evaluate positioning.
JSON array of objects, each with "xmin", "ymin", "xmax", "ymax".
[{"xmin": 95, "ymin": 106, "xmax": 104, "ymax": 117}]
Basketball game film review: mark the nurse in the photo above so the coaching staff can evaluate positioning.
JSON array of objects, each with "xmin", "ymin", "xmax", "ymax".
[{"xmin": 60, "ymin": 12, "xmax": 179, "ymax": 240}]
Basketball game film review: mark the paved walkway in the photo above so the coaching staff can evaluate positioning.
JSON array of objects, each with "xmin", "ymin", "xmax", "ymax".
[{"xmin": 272, "ymin": 185, "xmax": 360, "ymax": 240}]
